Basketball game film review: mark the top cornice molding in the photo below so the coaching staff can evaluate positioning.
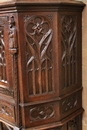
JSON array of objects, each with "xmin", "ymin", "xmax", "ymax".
[{"xmin": 0, "ymin": 0, "xmax": 85, "ymax": 6}]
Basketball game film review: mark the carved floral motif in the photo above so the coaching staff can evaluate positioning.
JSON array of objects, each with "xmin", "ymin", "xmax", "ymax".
[
  {"xmin": 61, "ymin": 95, "xmax": 77, "ymax": 113},
  {"xmin": 61, "ymin": 15, "xmax": 77, "ymax": 88},
  {"xmin": 30, "ymin": 105, "xmax": 54, "ymax": 121},
  {"xmin": 25, "ymin": 15, "xmax": 53, "ymax": 96}
]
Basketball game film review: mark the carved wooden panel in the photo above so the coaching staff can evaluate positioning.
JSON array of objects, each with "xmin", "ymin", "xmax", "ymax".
[
  {"xmin": 0, "ymin": 24, "xmax": 7, "ymax": 83},
  {"xmin": 24, "ymin": 15, "xmax": 53, "ymax": 96},
  {"xmin": 30, "ymin": 104, "xmax": 54, "ymax": 121},
  {"xmin": 0, "ymin": 86, "xmax": 13, "ymax": 97},
  {"xmin": 68, "ymin": 117, "xmax": 78, "ymax": 130},
  {"xmin": 61, "ymin": 95, "xmax": 77, "ymax": 113},
  {"xmin": 61, "ymin": 15, "xmax": 77, "ymax": 89},
  {"xmin": 60, "ymin": 90, "xmax": 82, "ymax": 120},
  {"xmin": 0, "ymin": 101, "xmax": 15, "ymax": 122},
  {"xmin": 9, "ymin": 15, "xmax": 21, "ymax": 126}
]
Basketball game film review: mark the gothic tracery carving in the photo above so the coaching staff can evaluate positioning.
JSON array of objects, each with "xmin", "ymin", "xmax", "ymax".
[
  {"xmin": 61, "ymin": 15, "xmax": 77, "ymax": 88},
  {"xmin": 25, "ymin": 15, "xmax": 53, "ymax": 96},
  {"xmin": 61, "ymin": 95, "xmax": 77, "ymax": 113},
  {"xmin": 30, "ymin": 105, "xmax": 54, "ymax": 121},
  {"xmin": 0, "ymin": 25, "xmax": 7, "ymax": 83}
]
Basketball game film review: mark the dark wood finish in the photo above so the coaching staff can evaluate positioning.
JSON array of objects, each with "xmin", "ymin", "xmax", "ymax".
[{"xmin": 0, "ymin": 0, "xmax": 85, "ymax": 130}]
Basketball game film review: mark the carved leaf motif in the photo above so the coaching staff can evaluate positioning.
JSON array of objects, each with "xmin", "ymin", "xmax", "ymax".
[
  {"xmin": 30, "ymin": 105, "xmax": 54, "ymax": 121},
  {"xmin": 25, "ymin": 15, "xmax": 53, "ymax": 96},
  {"xmin": 61, "ymin": 15, "xmax": 77, "ymax": 88}
]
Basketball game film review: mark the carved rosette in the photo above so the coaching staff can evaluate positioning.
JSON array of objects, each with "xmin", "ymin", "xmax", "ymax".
[
  {"xmin": 61, "ymin": 95, "xmax": 77, "ymax": 113},
  {"xmin": 30, "ymin": 105, "xmax": 54, "ymax": 121},
  {"xmin": 24, "ymin": 15, "xmax": 53, "ymax": 96},
  {"xmin": 61, "ymin": 15, "xmax": 77, "ymax": 88}
]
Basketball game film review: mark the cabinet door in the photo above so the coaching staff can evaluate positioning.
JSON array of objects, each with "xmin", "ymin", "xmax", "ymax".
[
  {"xmin": 18, "ymin": 12, "xmax": 60, "ymax": 103},
  {"xmin": 0, "ymin": 14, "xmax": 20, "ymax": 125},
  {"xmin": 58, "ymin": 12, "xmax": 82, "ymax": 94},
  {"xmin": 0, "ymin": 16, "xmax": 13, "ymax": 98}
]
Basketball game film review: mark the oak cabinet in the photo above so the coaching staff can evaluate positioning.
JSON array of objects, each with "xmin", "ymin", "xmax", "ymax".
[{"xmin": 0, "ymin": 0, "xmax": 85, "ymax": 130}]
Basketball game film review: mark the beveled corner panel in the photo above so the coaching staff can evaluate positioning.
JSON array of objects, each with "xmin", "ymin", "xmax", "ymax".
[
  {"xmin": 60, "ymin": 89, "xmax": 82, "ymax": 119},
  {"xmin": 59, "ymin": 12, "xmax": 82, "ymax": 94},
  {"xmin": 61, "ymin": 15, "xmax": 77, "ymax": 89}
]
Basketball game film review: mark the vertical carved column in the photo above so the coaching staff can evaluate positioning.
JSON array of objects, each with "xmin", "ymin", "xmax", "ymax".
[{"xmin": 9, "ymin": 16, "xmax": 20, "ymax": 126}]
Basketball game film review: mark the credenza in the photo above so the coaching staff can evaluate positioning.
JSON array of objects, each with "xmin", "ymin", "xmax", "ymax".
[{"xmin": 0, "ymin": 0, "xmax": 85, "ymax": 130}]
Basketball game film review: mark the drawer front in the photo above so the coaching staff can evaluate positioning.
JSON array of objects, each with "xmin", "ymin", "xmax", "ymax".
[
  {"xmin": 21, "ymin": 90, "xmax": 82, "ymax": 128},
  {"xmin": 0, "ymin": 100, "xmax": 15, "ymax": 123},
  {"xmin": 60, "ymin": 90, "xmax": 82, "ymax": 119},
  {"xmin": 21, "ymin": 101, "xmax": 60, "ymax": 128}
]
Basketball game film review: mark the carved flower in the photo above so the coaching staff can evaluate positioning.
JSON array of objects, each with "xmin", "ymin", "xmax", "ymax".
[
  {"xmin": 25, "ymin": 16, "xmax": 50, "ymax": 36},
  {"xmin": 32, "ymin": 22, "xmax": 43, "ymax": 35}
]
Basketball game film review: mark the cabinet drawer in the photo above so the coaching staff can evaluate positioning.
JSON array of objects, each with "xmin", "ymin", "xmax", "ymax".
[{"xmin": 0, "ymin": 100, "xmax": 15, "ymax": 123}]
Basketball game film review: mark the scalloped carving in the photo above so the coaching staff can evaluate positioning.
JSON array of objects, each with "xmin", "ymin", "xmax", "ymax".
[
  {"xmin": 30, "ymin": 105, "xmax": 54, "ymax": 121},
  {"xmin": 61, "ymin": 95, "xmax": 77, "ymax": 113}
]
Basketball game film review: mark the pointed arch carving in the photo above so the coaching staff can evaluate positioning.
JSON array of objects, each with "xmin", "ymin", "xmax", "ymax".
[{"xmin": 24, "ymin": 15, "xmax": 53, "ymax": 96}]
